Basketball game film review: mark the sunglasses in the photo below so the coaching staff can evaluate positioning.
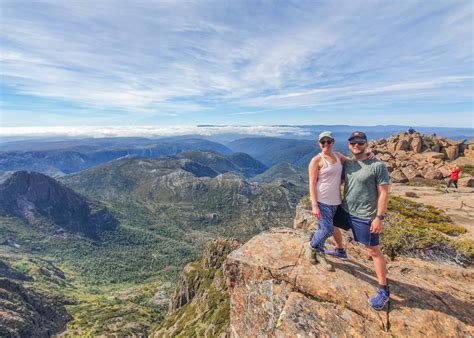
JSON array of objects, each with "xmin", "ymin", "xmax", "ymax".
[
  {"xmin": 320, "ymin": 139, "xmax": 333, "ymax": 145},
  {"xmin": 349, "ymin": 141, "xmax": 366, "ymax": 146}
]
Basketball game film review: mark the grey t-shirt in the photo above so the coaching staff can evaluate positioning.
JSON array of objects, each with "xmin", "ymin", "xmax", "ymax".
[{"xmin": 341, "ymin": 158, "xmax": 390, "ymax": 219}]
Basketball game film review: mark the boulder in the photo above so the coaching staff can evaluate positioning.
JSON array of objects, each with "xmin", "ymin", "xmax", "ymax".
[
  {"xmin": 378, "ymin": 153, "xmax": 393, "ymax": 162},
  {"xmin": 395, "ymin": 140, "xmax": 410, "ymax": 151},
  {"xmin": 422, "ymin": 166, "xmax": 443, "ymax": 180},
  {"xmin": 390, "ymin": 169, "xmax": 408, "ymax": 183},
  {"xmin": 458, "ymin": 176, "xmax": 474, "ymax": 187},
  {"xmin": 446, "ymin": 139, "xmax": 465, "ymax": 147},
  {"xmin": 293, "ymin": 201, "xmax": 316, "ymax": 231},
  {"xmin": 444, "ymin": 146, "xmax": 459, "ymax": 161},
  {"xmin": 421, "ymin": 151, "xmax": 445, "ymax": 160},
  {"xmin": 439, "ymin": 165, "xmax": 452, "ymax": 178},
  {"xmin": 432, "ymin": 140, "xmax": 442, "ymax": 153},
  {"xmin": 401, "ymin": 166, "xmax": 422, "ymax": 180},
  {"xmin": 464, "ymin": 149, "xmax": 474, "ymax": 158},
  {"xmin": 410, "ymin": 136, "xmax": 423, "ymax": 153},
  {"xmin": 387, "ymin": 141, "xmax": 398, "ymax": 153}
]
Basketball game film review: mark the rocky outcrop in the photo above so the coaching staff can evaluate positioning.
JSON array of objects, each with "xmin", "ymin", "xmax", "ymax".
[
  {"xmin": 154, "ymin": 238, "xmax": 241, "ymax": 337},
  {"xmin": 0, "ymin": 277, "xmax": 72, "ymax": 337},
  {"xmin": 223, "ymin": 194, "xmax": 473, "ymax": 337},
  {"xmin": 224, "ymin": 228, "xmax": 474, "ymax": 337},
  {"xmin": 367, "ymin": 131, "xmax": 471, "ymax": 183},
  {"xmin": 0, "ymin": 171, "xmax": 118, "ymax": 237}
]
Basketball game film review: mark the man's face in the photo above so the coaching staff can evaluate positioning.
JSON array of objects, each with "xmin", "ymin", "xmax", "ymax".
[{"xmin": 348, "ymin": 140, "xmax": 367, "ymax": 155}]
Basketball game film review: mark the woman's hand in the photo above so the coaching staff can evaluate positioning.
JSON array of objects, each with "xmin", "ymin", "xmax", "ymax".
[
  {"xmin": 367, "ymin": 151, "xmax": 376, "ymax": 160},
  {"xmin": 312, "ymin": 205, "xmax": 321, "ymax": 219}
]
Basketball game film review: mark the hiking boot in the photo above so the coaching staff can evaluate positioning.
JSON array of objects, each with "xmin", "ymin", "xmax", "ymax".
[
  {"xmin": 325, "ymin": 247, "xmax": 348, "ymax": 260},
  {"xmin": 316, "ymin": 251, "xmax": 335, "ymax": 271},
  {"xmin": 306, "ymin": 243, "xmax": 318, "ymax": 264},
  {"xmin": 368, "ymin": 287, "xmax": 390, "ymax": 311}
]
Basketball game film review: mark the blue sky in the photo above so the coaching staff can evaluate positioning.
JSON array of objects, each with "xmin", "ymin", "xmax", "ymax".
[{"xmin": 0, "ymin": 0, "xmax": 473, "ymax": 132}]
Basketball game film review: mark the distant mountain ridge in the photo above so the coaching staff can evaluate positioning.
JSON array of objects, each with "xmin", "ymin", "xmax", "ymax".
[{"xmin": 0, "ymin": 138, "xmax": 232, "ymax": 175}]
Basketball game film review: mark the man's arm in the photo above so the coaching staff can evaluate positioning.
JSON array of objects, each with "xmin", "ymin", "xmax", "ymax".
[
  {"xmin": 308, "ymin": 156, "xmax": 321, "ymax": 219},
  {"xmin": 370, "ymin": 184, "xmax": 390, "ymax": 234}
]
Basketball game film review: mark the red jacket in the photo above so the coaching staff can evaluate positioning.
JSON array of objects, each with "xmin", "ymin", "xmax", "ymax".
[{"xmin": 450, "ymin": 167, "xmax": 461, "ymax": 180}]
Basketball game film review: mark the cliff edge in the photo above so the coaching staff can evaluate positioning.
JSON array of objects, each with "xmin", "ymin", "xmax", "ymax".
[{"xmin": 225, "ymin": 228, "xmax": 473, "ymax": 337}]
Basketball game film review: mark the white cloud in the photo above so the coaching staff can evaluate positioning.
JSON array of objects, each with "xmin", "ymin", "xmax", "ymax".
[{"xmin": 0, "ymin": 125, "xmax": 311, "ymax": 138}]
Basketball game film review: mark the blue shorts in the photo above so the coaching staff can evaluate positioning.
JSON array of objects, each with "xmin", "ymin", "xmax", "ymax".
[{"xmin": 333, "ymin": 205, "xmax": 380, "ymax": 247}]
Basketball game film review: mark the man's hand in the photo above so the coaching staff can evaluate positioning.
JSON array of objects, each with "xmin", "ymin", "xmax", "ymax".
[
  {"xmin": 370, "ymin": 217, "xmax": 383, "ymax": 233},
  {"xmin": 312, "ymin": 206, "xmax": 321, "ymax": 219}
]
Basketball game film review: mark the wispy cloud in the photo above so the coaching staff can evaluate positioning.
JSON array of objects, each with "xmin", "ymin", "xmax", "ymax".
[{"xmin": 0, "ymin": 0, "xmax": 472, "ymax": 127}]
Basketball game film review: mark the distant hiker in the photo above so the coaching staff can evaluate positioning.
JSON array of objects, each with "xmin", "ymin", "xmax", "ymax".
[
  {"xmin": 445, "ymin": 164, "xmax": 461, "ymax": 192},
  {"xmin": 306, "ymin": 131, "xmax": 374, "ymax": 271},
  {"xmin": 325, "ymin": 131, "xmax": 391, "ymax": 311}
]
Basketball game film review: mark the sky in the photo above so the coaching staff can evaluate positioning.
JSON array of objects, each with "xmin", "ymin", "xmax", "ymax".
[{"xmin": 0, "ymin": 0, "xmax": 473, "ymax": 134}]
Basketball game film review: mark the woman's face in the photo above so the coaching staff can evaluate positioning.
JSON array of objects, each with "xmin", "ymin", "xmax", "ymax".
[{"xmin": 319, "ymin": 137, "xmax": 334, "ymax": 150}]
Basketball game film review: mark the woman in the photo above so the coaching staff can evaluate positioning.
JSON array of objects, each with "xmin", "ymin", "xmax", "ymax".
[{"xmin": 306, "ymin": 131, "xmax": 369, "ymax": 271}]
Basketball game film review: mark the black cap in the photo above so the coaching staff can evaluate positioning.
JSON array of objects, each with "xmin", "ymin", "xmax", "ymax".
[{"xmin": 348, "ymin": 131, "xmax": 367, "ymax": 142}]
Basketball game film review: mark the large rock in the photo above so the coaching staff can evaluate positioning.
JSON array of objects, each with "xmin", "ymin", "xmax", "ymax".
[
  {"xmin": 293, "ymin": 199, "xmax": 315, "ymax": 230},
  {"xmin": 401, "ymin": 165, "xmax": 422, "ymax": 180},
  {"xmin": 410, "ymin": 136, "xmax": 423, "ymax": 153},
  {"xmin": 390, "ymin": 169, "xmax": 409, "ymax": 183},
  {"xmin": 458, "ymin": 176, "xmax": 474, "ymax": 187},
  {"xmin": 444, "ymin": 146, "xmax": 459, "ymax": 161},
  {"xmin": 395, "ymin": 140, "xmax": 410, "ymax": 151},
  {"xmin": 224, "ymin": 228, "xmax": 474, "ymax": 337},
  {"xmin": 464, "ymin": 149, "xmax": 474, "ymax": 158},
  {"xmin": 421, "ymin": 151, "xmax": 445, "ymax": 160},
  {"xmin": 422, "ymin": 166, "xmax": 443, "ymax": 180},
  {"xmin": 439, "ymin": 165, "xmax": 453, "ymax": 178}
]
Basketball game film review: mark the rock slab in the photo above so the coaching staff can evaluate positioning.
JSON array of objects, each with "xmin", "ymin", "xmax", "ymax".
[{"xmin": 225, "ymin": 228, "xmax": 474, "ymax": 337}]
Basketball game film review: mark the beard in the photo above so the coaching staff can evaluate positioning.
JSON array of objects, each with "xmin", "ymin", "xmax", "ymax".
[{"xmin": 350, "ymin": 146, "xmax": 366, "ymax": 155}]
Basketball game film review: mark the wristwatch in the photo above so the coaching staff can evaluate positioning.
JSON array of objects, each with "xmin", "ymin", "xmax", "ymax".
[{"xmin": 376, "ymin": 214, "xmax": 386, "ymax": 220}]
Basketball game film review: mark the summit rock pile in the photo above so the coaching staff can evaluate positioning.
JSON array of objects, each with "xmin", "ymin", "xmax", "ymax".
[{"xmin": 367, "ymin": 131, "xmax": 473, "ymax": 184}]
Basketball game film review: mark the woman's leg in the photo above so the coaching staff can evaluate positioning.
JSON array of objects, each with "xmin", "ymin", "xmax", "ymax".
[{"xmin": 310, "ymin": 203, "xmax": 337, "ymax": 251}]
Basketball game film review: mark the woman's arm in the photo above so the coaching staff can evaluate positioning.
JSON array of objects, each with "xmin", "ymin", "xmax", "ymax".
[
  {"xmin": 336, "ymin": 151, "xmax": 375, "ymax": 162},
  {"xmin": 308, "ymin": 156, "xmax": 321, "ymax": 219},
  {"xmin": 336, "ymin": 152, "xmax": 350, "ymax": 163}
]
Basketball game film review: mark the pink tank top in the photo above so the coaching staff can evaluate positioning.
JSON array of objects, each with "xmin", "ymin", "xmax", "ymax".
[{"xmin": 316, "ymin": 153, "xmax": 342, "ymax": 206}]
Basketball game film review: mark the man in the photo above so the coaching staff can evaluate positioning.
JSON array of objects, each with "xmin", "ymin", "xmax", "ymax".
[
  {"xmin": 325, "ymin": 131, "xmax": 391, "ymax": 311},
  {"xmin": 445, "ymin": 164, "xmax": 461, "ymax": 192}
]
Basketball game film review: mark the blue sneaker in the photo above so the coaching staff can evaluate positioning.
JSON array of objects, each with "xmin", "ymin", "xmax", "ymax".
[
  {"xmin": 368, "ymin": 287, "xmax": 390, "ymax": 311},
  {"xmin": 324, "ymin": 247, "xmax": 348, "ymax": 260}
]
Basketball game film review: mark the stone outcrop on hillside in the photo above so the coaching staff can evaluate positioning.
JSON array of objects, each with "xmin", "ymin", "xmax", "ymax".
[
  {"xmin": 224, "ymin": 228, "xmax": 473, "ymax": 337},
  {"xmin": 154, "ymin": 238, "xmax": 241, "ymax": 337},
  {"xmin": 0, "ymin": 277, "xmax": 72, "ymax": 337},
  {"xmin": 368, "ymin": 131, "xmax": 473, "ymax": 185}
]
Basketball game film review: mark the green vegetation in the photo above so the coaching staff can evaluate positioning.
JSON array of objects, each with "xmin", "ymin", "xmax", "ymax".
[
  {"xmin": 156, "ymin": 260, "xmax": 230, "ymax": 336},
  {"xmin": 382, "ymin": 196, "xmax": 473, "ymax": 266},
  {"xmin": 460, "ymin": 164, "xmax": 474, "ymax": 176}
]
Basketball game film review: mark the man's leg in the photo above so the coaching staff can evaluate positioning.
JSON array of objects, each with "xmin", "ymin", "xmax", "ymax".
[
  {"xmin": 366, "ymin": 245, "xmax": 387, "ymax": 285},
  {"xmin": 367, "ymin": 245, "xmax": 390, "ymax": 310}
]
